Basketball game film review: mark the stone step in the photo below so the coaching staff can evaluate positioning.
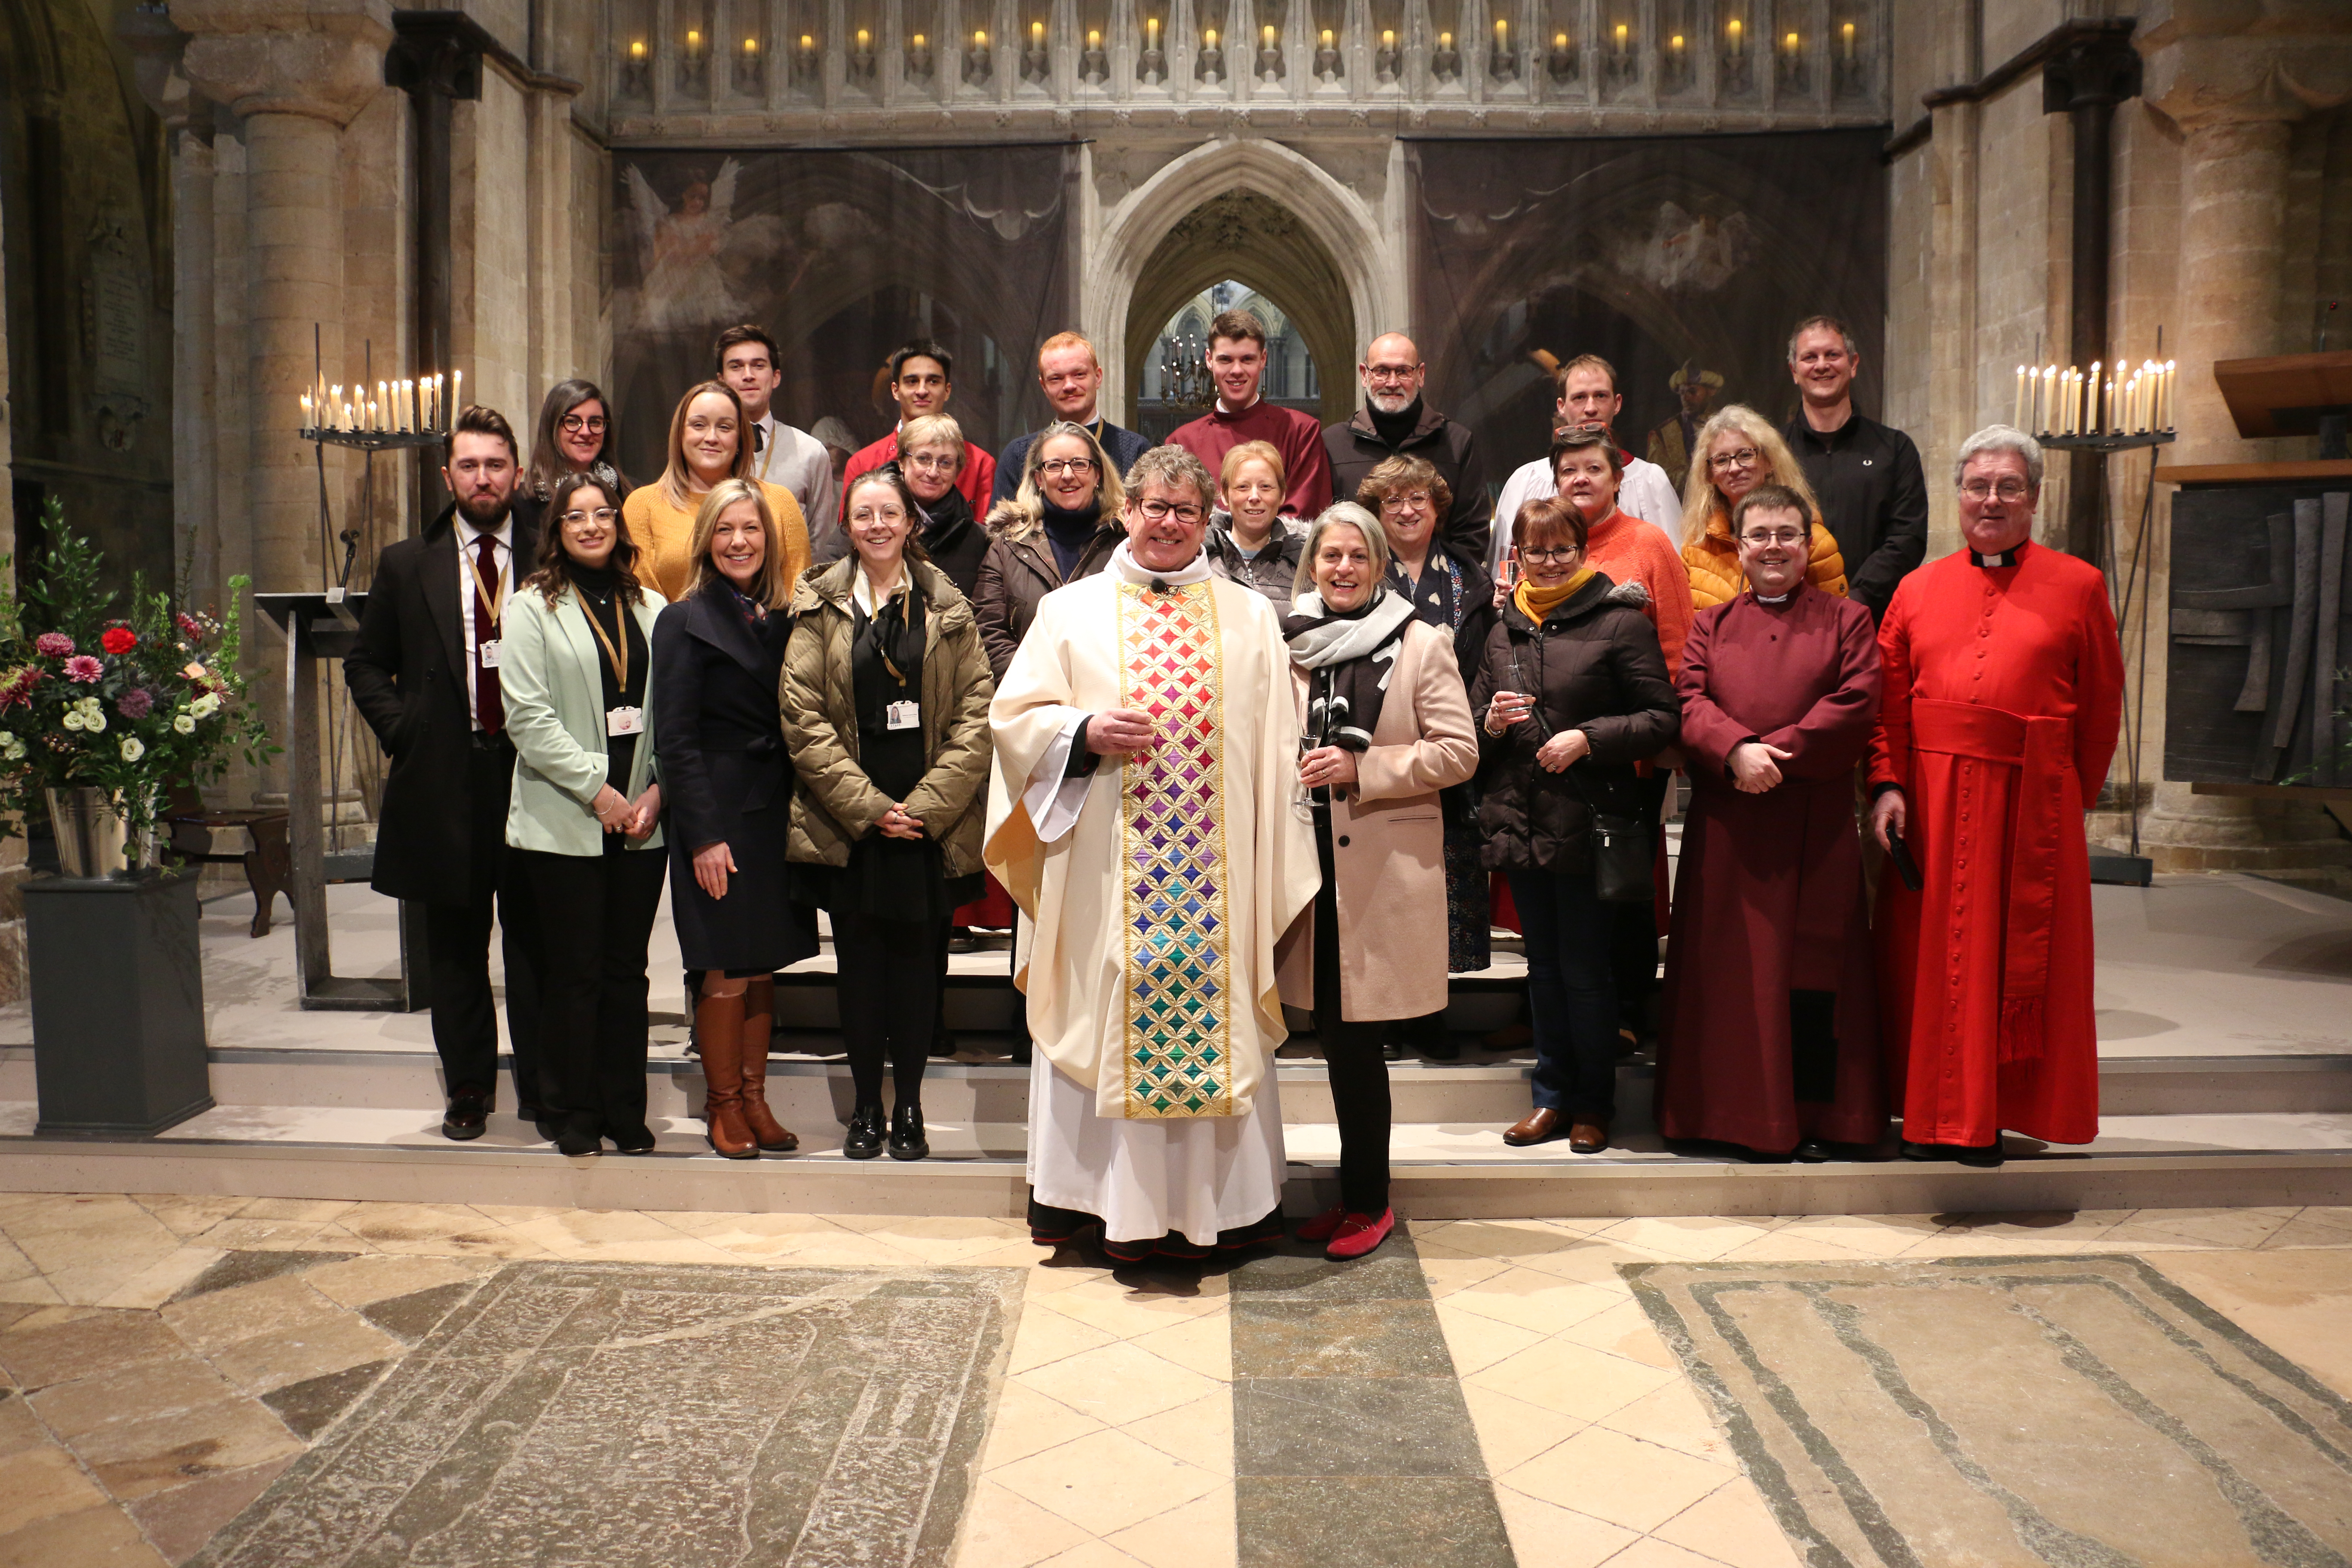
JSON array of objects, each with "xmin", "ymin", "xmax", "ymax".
[
  {"xmin": 1, "ymin": 1098, "xmax": 2344, "ymax": 1221},
  {"xmin": 7, "ymin": 1046, "xmax": 2345, "ymax": 1123}
]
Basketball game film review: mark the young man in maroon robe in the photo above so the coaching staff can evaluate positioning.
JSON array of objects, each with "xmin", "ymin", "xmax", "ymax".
[
  {"xmin": 1660, "ymin": 485, "xmax": 1886, "ymax": 1161},
  {"xmin": 1867, "ymin": 427, "xmax": 2123, "ymax": 1166},
  {"xmin": 1167, "ymin": 309, "xmax": 1333, "ymax": 519}
]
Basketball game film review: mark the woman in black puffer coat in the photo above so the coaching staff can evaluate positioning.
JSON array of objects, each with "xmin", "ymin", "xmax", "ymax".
[{"xmin": 1471, "ymin": 496, "xmax": 1679, "ymax": 1156}]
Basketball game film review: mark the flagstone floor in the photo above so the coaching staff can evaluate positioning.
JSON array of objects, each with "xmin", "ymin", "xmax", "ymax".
[{"xmin": 1, "ymin": 1192, "xmax": 2347, "ymax": 1568}]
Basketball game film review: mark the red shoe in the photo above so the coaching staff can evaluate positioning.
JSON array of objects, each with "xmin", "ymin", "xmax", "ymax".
[
  {"xmin": 1296, "ymin": 1205, "xmax": 1348, "ymax": 1243},
  {"xmin": 1326, "ymin": 1209, "xmax": 1394, "ymax": 1260}
]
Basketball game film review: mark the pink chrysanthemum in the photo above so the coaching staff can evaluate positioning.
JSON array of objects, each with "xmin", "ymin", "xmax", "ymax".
[
  {"xmin": 0, "ymin": 667, "xmax": 41, "ymax": 709},
  {"xmin": 63, "ymin": 655, "xmax": 103, "ymax": 683},
  {"xmin": 34, "ymin": 633, "xmax": 73, "ymax": 658}
]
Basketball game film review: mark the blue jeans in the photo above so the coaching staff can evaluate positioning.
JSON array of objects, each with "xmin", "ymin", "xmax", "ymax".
[{"xmin": 1507, "ymin": 870, "xmax": 1620, "ymax": 1119}]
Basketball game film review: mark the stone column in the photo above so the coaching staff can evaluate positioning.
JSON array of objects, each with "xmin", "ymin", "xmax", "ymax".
[
  {"xmin": 2132, "ymin": 10, "xmax": 2352, "ymax": 870},
  {"xmin": 173, "ymin": 0, "xmax": 395, "ymax": 597}
]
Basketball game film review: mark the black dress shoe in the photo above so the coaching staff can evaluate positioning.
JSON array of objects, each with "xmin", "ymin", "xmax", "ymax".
[
  {"xmin": 1955, "ymin": 1139, "xmax": 2006, "ymax": 1168},
  {"xmin": 931, "ymin": 1032, "xmax": 959, "ymax": 1060},
  {"xmin": 1899, "ymin": 1139, "xmax": 1958, "ymax": 1162},
  {"xmin": 555, "ymin": 1116, "xmax": 602, "ymax": 1157},
  {"xmin": 607, "ymin": 1123, "xmax": 657, "ymax": 1155},
  {"xmin": 888, "ymin": 1103, "xmax": 929, "ymax": 1161},
  {"xmin": 442, "ymin": 1092, "xmax": 490, "ymax": 1141},
  {"xmin": 842, "ymin": 1102, "xmax": 885, "ymax": 1160},
  {"xmin": 1010, "ymin": 1038, "xmax": 1034, "ymax": 1066},
  {"xmin": 1793, "ymin": 1139, "xmax": 1832, "ymax": 1164},
  {"xmin": 1380, "ymin": 1038, "xmax": 1407, "ymax": 1063}
]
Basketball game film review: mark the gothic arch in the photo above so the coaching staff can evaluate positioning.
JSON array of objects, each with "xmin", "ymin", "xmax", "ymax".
[{"xmin": 1086, "ymin": 137, "xmax": 1402, "ymax": 427}]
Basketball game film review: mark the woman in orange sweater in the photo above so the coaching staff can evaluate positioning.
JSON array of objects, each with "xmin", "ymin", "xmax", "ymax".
[
  {"xmin": 623, "ymin": 381, "xmax": 812, "ymax": 605},
  {"xmin": 1547, "ymin": 428, "xmax": 1694, "ymax": 677},
  {"xmin": 1675, "ymin": 405, "xmax": 1846, "ymax": 611}
]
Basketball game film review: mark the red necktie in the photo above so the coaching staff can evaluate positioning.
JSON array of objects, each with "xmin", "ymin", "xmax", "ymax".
[{"xmin": 472, "ymin": 533, "xmax": 503, "ymax": 734}]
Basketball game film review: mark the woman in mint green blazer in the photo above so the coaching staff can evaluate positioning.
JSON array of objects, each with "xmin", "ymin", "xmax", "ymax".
[{"xmin": 502, "ymin": 472, "xmax": 668, "ymax": 1157}]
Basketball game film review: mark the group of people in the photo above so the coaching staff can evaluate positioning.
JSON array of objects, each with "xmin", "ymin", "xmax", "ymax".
[{"xmin": 345, "ymin": 306, "xmax": 2122, "ymax": 1265}]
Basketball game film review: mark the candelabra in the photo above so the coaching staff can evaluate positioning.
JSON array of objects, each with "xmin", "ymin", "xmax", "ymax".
[{"xmin": 1157, "ymin": 336, "xmax": 1215, "ymax": 410}]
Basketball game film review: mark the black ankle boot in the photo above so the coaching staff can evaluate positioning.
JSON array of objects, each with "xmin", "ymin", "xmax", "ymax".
[
  {"xmin": 842, "ymin": 1102, "xmax": 885, "ymax": 1160},
  {"xmin": 888, "ymin": 1102, "xmax": 929, "ymax": 1161}
]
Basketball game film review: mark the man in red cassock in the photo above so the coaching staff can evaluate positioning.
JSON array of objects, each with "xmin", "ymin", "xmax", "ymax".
[
  {"xmin": 1659, "ymin": 484, "xmax": 1886, "ymax": 1161},
  {"xmin": 1167, "ymin": 309, "xmax": 1333, "ymax": 519},
  {"xmin": 1867, "ymin": 426, "xmax": 2123, "ymax": 1166}
]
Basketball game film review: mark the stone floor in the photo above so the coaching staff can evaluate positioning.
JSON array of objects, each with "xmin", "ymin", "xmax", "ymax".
[{"xmin": 2, "ymin": 1192, "xmax": 2347, "ymax": 1567}]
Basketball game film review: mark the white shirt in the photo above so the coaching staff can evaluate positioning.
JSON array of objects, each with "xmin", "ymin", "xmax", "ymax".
[
  {"xmin": 453, "ymin": 514, "xmax": 513, "ymax": 732},
  {"xmin": 750, "ymin": 410, "xmax": 844, "ymax": 562},
  {"xmin": 1489, "ymin": 453, "xmax": 1683, "ymax": 582}
]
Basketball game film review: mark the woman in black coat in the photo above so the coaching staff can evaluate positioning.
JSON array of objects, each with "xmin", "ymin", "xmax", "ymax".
[
  {"xmin": 1472, "ymin": 496, "xmax": 1680, "ymax": 1157},
  {"xmin": 651, "ymin": 477, "xmax": 820, "ymax": 1159}
]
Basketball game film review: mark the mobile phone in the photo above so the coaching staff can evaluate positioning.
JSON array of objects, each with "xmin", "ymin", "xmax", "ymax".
[{"xmin": 1885, "ymin": 823, "xmax": 1926, "ymax": 892}]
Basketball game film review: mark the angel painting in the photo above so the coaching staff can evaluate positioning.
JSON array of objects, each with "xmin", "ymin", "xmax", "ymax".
[{"xmin": 623, "ymin": 159, "xmax": 759, "ymax": 331}]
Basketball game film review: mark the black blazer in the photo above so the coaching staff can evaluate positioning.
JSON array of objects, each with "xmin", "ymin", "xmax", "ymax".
[
  {"xmin": 651, "ymin": 577, "xmax": 814, "ymax": 972},
  {"xmin": 346, "ymin": 503, "xmax": 540, "ymax": 903}
]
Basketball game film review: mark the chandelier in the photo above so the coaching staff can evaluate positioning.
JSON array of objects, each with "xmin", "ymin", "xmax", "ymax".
[{"xmin": 1157, "ymin": 334, "xmax": 1216, "ymax": 408}]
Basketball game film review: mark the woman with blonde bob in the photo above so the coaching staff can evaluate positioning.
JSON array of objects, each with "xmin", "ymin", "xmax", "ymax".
[
  {"xmin": 624, "ymin": 379, "xmax": 813, "ymax": 603},
  {"xmin": 974, "ymin": 420, "xmax": 1128, "ymax": 680},
  {"xmin": 650, "ymin": 477, "xmax": 816, "ymax": 1159},
  {"xmin": 1676, "ymin": 405, "xmax": 1847, "ymax": 609}
]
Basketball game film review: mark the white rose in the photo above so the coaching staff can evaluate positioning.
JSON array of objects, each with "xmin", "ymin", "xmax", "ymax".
[
  {"xmin": 119, "ymin": 736, "xmax": 144, "ymax": 763},
  {"xmin": 61, "ymin": 710, "xmax": 83, "ymax": 732},
  {"xmin": 188, "ymin": 693, "xmax": 221, "ymax": 719},
  {"xmin": 3, "ymin": 743, "xmax": 21, "ymax": 761},
  {"xmin": 173, "ymin": 713, "xmax": 196, "ymax": 735},
  {"xmin": 84, "ymin": 708, "xmax": 105, "ymax": 733}
]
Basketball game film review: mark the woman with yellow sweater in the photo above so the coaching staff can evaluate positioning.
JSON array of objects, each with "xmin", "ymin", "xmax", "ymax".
[
  {"xmin": 1677, "ymin": 405, "xmax": 1847, "ymax": 610},
  {"xmin": 624, "ymin": 380, "xmax": 812, "ymax": 604}
]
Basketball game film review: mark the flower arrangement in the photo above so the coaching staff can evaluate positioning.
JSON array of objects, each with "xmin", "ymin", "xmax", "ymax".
[{"xmin": 0, "ymin": 499, "xmax": 276, "ymax": 855}]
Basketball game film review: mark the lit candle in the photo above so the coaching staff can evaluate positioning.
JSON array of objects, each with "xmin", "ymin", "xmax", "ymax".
[
  {"xmin": 377, "ymin": 382, "xmax": 388, "ymax": 431},
  {"xmin": 1262, "ymin": 24, "xmax": 1275, "ymax": 49},
  {"xmin": 913, "ymin": 33, "xmax": 925, "ymax": 49},
  {"xmin": 1322, "ymin": 29, "xmax": 1333, "ymax": 49},
  {"xmin": 1439, "ymin": 32, "xmax": 1452, "ymax": 50},
  {"xmin": 1616, "ymin": 22, "xmax": 1629, "ymax": 55},
  {"xmin": 686, "ymin": 28, "xmax": 701, "ymax": 54},
  {"xmin": 1785, "ymin": 29, "xmax": 1800, "ymax": 55},
  {"xmin": 744, "ymin": 36, "xmax": 757, "ymax": 55},
  {"xmin": 2043, "ymin": 366, "xmax": 2057, "ymax": 433},
  {"xmin": 301, "ymin": 391, "xmax": 313, "ymax": 428},
  {"xmin": 1555, "ymin": 31, "xmax": 1568, "ymax": 50},
  {"xmin": 630, "ymin": 38, "xmax": 646, "ymax": 59},
  {"xmin": 1147, "ymin": 17, "xmax": 1159, "ymax": 49},
  {"xmin": 855, "ymin": 28, "xmax": 869, "ymax": 48},
  {"xmin": 802, "ymin": 33, "xmax": 815, "ymax": 49},
  {"xmin": 1728, "ymin": 18, "xmax": 1742, "ymax": 53},
  {"xmin": 2087, "ymin": 362, "xmax": 2100, "ymax": 435},
  {"xmin": 1671, "ymin": 33, "xmax": 1684, "ymax": 52},
  {"xmin": 451, "ymin": 369, "xmax": 462, "ymax": 421},
  {"xmin": 2164, "ymin": 360, "xmax": 2177, "ymax": 430},
  {"xmin": 1090, "ymin": 29, "xmax": 1101, "ymax": 49},
  {"xmin": 2013, "ymin": 366, "xmax": 2027, "ymax": 431},
  {"xmin": 973, "ymin": 29, "xmax": 986, "ymax": 48},
  {"xmin": 1841, "ymin": 21, "xmax": 1855, "ymax": 61},
  {"xmin": 1204, "ymin": 27, "xmax": 1217, "ymax": 49},
  {"xmin": 1382, "ymin": 29, "xmax": 1394, "ymax": 50},
  {"xmin": 1032, "ymin": 20, "xmax": 1044, "ymax": 46},
  {"xmin": 1494, "ymin": 18, "xmax": 1507, "ymax": 48}
]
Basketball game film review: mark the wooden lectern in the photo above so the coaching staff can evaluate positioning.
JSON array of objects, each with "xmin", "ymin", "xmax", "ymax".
[
  {"xmin": 255, "ymin": 592, "xmax": 430, "ymax": 1011},
  {"xmin": 2162, "ymin": 352, "xmax": 2352, "ymax": 796}
]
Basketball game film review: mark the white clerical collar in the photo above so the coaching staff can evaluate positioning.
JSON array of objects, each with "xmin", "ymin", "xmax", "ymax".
[
  {"xmin": 1216, "ymin": 392, "xmax": 1263, "ymax": 417},
  {"xmin": 1109, "ymin": 540, "xmax": 1213, "ymax": 587},
  {"xmin": 1969, "ymin": 540, "xmax": 2030, "ymax": 568},
  {"xmin": 1753, "ymin": 589, "xmax": 1793, "ymax": 603}
]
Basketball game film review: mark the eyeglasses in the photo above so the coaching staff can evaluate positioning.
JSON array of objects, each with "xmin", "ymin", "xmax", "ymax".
[
  {"xmin": 1362, "ymin": 365, "xmax": 1421, "ymax": 383},
  {"xmin": 905, "ymin": 453, "xmax": 961, "ymax": 473},
  {"xmin": 559, "ymin": 414, "xmax": 608, "ymax": 434},
  {"xmin": 1708, "ymin": 448, "xmax": 1760, "ymax": 471},
  {"xmin": 560, "ymin": 508, "xmax": 619, "ymax": 525},
  {"xmin": 1038, "ymin": 457, "xmax": 1097, "ymax": 477},
  {"xmin": 1136, "ymin": 499, "xmax": 1205, "ymax": 524},
  {"xmin": 1739, "ymin": 529, "xmax": 1807, "ymax": 547},
  {"xmin": 1381, "ymin": 492, "xmax": 1433, "ymax": 510},
  {"xmin": 1519, "ymin": 545, "xmax": 1581, "ymax": 564},
  {"xmin": 1960, "ymin": 479, "xmax": 2033, "ymax": 502}
]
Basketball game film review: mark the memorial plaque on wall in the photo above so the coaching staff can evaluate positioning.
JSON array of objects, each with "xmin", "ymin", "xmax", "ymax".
[{"xmin": 2167, "ymin": 484, "xmax": 2352, "ymax": 787}]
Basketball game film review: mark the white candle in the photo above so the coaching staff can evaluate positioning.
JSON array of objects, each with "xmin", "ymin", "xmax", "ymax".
[
  {"xmin": 2164, "ymin": 361, "xmax": 2177, "ymax": 430},
  {"xmin": 2043, "ymin": 366, "xmax": 2057, "ymax": 434},
  {"xmin": 2014, "ymin": 367, "xmax": 2027, "ymax": 431},
  {"xmin": 451, "ymin": 370, "xmax": 462, "ymax": 424},
  {"xmin": 300, "ymin": 392, "xmax": 312, "ymax": 429}
]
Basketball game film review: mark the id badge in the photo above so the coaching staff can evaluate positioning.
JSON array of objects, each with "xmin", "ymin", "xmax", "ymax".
[
  {"xmin": 885, "ymin": 700, "xmax": 920, "ymax": 732},
  {"xmin": 607, "ymin": 705, "xmax": 645, "ymax": 736},
  {"xmin": 478, "ymin": 638, "xmax": 501, "ymax": 668}
]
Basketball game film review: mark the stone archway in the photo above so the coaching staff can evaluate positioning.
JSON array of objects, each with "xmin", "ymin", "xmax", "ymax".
[
  {"xmin": 1124, "ymin": 190, "xmax": 1356, "ymax": 428},
  {"xmin": 1085, "ymin": 137, "xmax": 1403, "ymax": 429}
]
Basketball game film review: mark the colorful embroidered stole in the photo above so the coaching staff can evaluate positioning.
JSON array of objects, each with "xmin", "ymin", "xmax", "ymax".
[{"xmin": 1115, "ymin": 579, "xmax": 1233, "ymax": 1118}]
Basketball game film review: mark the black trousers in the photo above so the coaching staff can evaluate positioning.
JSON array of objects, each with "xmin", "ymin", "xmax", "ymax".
[
  {"xmin": 1313, "ymin": 817, "xmax": 1391, "ymax": 1215},
  {"xmin": 512, "ymin": 845, "xmax": 666, "ymax": 1131},
  {"xmin": 834, "ymin": 912, "xmax": 944, "ymax": 1106},
  {"xmin": 422, "ymin": 741, "xmax": 543, "ymax": 1104}
]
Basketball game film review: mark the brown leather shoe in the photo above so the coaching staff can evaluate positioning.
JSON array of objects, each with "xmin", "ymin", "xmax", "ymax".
[
  {"xmin": 1503, "ymin": 1107, "xmax": 1562, "ymax": 1146},
  {"xmin": 1568, "ymin": 1119, "xmax": 1611, "ymax": 1154},
  {"xmin": 736, "ymin": 978, "xmax": 798, "ymax": 1152},
  {"xmin": 695, "ymin": 991, "xmax": 758, "ymax": 1159}
]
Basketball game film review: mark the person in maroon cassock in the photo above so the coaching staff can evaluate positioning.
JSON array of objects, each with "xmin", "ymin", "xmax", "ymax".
[
  {"xmin": 1658, "ymin": 484, "xmax": 1886, "ymax": 1161},
  {"xmin": 1868, "ymin": 426, "xmax": 2123, "ymax": 1166}
]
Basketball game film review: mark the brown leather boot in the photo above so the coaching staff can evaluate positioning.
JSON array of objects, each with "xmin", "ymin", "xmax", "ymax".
[
  {"xmin": 695, "ymin": 990, "xmax": 757, "ymax": 1159},
  {"xmin": 738, "ymin": 977, "xmax": 797, "ymax": 1152}
]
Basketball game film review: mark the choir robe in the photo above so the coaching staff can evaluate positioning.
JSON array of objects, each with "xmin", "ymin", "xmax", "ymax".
[
  {"xmin": 1868, "ymin": 540, "xmax": 2123, "ymax": 1147},
  {"xmin": 984, "ymin": 543, "xmax": 1319, "ymax": 1246},
  {"xmin": 1658, "ymin": 585, "xmax": 1886, "ymax": 1152}
]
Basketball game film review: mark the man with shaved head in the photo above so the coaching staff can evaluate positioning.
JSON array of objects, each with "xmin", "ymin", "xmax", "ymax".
[{"xmin": 1323, "ymin": 332, "xmax": 1493, "ymax": 563}]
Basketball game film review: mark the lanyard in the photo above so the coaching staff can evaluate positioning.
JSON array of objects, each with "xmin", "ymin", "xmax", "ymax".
[
  {"xmin": 469, "ymin": 539, "xmax": 506, "ymax": 631},
  {"xmin": 753, "ymin": 422, "xmax": 775, "ymax": 481},
  {"xmin": 579, "ymin": 591, "xmax": 629, "ymax": 691}
]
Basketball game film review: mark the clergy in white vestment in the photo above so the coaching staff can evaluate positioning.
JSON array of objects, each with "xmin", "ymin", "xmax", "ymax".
[{"xmin": 985, "ymin": 445, "xmax": 1320, "ymax": 1263}]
